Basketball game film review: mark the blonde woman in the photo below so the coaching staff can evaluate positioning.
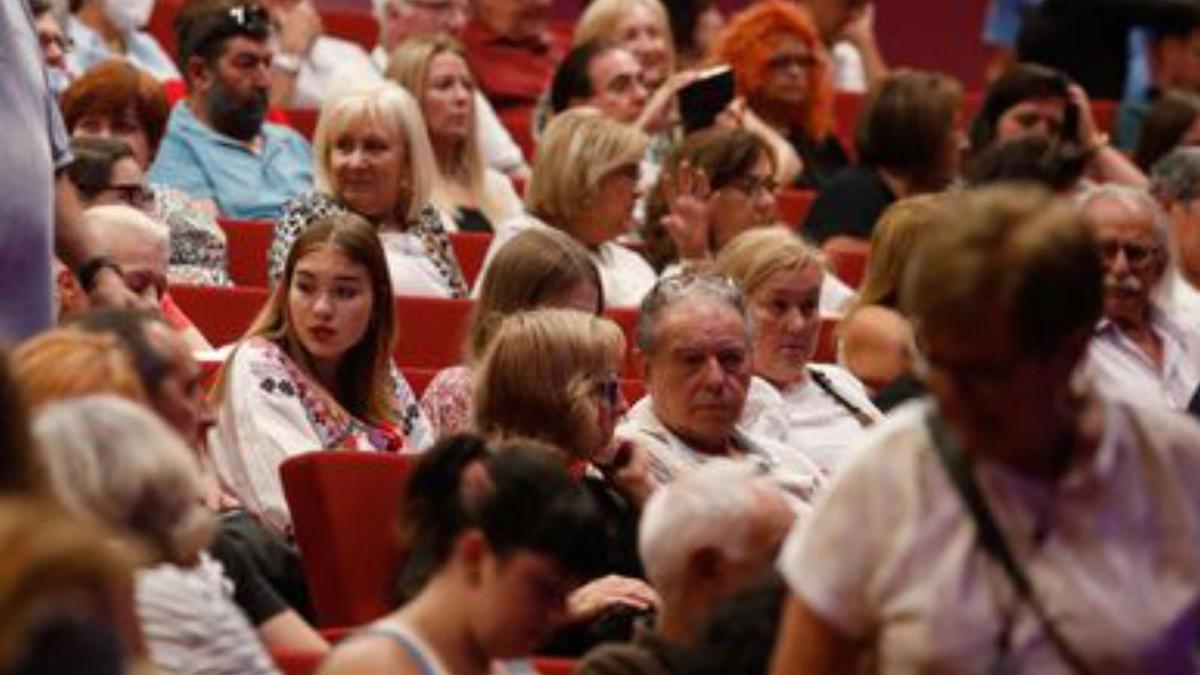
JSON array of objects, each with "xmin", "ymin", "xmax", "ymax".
[
  {"xmin": 387, "ymin": 36, "xmax": 524, "ymax": 233},
  {"xmin": 521, "ymin": 109, "xmax": 656, "ymax": 307},
  {"xmin": 715, "ymin": 227, "xmax": 881, "ymax": 474},
  {"xmin": 268, "ymin": 81, "xmax": 469, "ymax": 298},
  {"xmin": 420, "ymin": 228, "xmax": 602, "ymax": 438}
]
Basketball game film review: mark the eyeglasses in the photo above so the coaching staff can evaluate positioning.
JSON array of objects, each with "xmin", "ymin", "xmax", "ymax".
[
  {"xmin": 226, "ymin": 4, "xmax": 270, "ymax": 30},
  {"xmin": 103, "ymin": 183, "xmax": 153, "ymax": 209},
  {"xmin": 37, "ymin": 32, "xmax": 73, "ymax": 54},
  {"xmin": 595, "ymin": 373, "xmax": 621, "ymax": 408},
  {"xmin": 1097, "ymin": 240, "xmax": 1160, "ymax": 269},
  {"xmin": 725, "ymin": 175, "xmax": 778, "ymax": 198},
  {"xmin": 766, "ymin": 53, "xmax": 817, "ymax": 72}
]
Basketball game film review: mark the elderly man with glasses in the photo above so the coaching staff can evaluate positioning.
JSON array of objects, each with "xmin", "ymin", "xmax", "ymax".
[
  {"xmin": 1079, "ymin": 184, "xmax": 1200, "ymax": 411},
  {"xmin": 617, "ymin": 272, "xmax": 823, "ymax": 503}
]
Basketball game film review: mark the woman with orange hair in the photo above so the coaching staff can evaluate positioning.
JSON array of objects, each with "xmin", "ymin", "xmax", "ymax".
[{"xmin": 714, "ymin": 1, "xmax": 846, "ymax": 191}]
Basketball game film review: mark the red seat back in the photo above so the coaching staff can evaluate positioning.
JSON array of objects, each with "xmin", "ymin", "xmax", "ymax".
[
  {"xmin": 280, "ymin": 451, "xmax": 414, "ymax": 627},
  {"xmin": 169, "ymin": 284, "xmax": 268, "ymax": 347},
  {"xmin": 532, "ymin": 657, "xmax": 577, "ymax": 674},
  {"xmin": 322, "ymin": 11, "xmax": 378, "ymax": 51},
  {"xmin": 284, "ymin": 108, "xmax": 320, "ymax": 142},
  {"xmin": 448, "ymin": 231, "xmax": 492, "ymax": 288},
  {"xmin": 821, "ymin": 237, "xmax": 870, "ymax": 289},
  {"xmin": 813, "ymin": 317, "xmax": 840, "ymax": 364},
  {"xmin": 604, "ymin": 306, "xmax": 642, "ymax": 379},
  {"xmin": 394, "ymin": 296, "xmax": 473, "ymax": 369},
  {"xmin": 776, "ymin": 189, "xmax": 816, "ymax": 228},
  {"xmin": 400, "ymin": 366, "xmax": 441, "ymax": 398},
  {"xmin": 218, "ymin": 218, "xmax": 274, "ymax": 287},
  {"xmin": 270, "ymin": 648, "xmax": 324, "ymax": 675}
]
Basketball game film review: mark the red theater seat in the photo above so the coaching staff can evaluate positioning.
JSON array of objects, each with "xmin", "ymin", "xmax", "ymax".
[
  {"xmin": 284, "ymin": 108, "xmax": 320, "ymax": 141},
  {"xmin": 394, "ymin": 296, "xmax": 473, "ymax": 369},
  {"xmin": 449, "ymin": 231, "xmax": 492, "ymax": 287},
  {"xmin": 322, "ymin": 10, "xmax": 377, "ymax": 51},
  {"xmin": 813, "ymin": 317, "xmax": 840, "ymax": 364},
  {"xmin": 533, "ymin": 658, "xmax": 577, "ymax": 675},
  {"xmin": 169, "ymin": 284, "xmax": 268, "ymax": 347},
  {"xmin": 821, "ymin": 236, "xmax": 870, "ymax": 289},
  {"xmin": 400, "ymin": 366, "xmax": 440, "ymax": 398},
  {"xmin": 776, "ymin": 189, "xmax": 816, "ymax": 228},
  {"xmin": 281, "ymin": 451, "xmax": 413, "ymax": 627},
  {"xmin": 270, "ymin": 648, "xmax": 324, "ymax": 675},
  {"xmin": 218, "ymin": 218, "xmax": 274, "ymax": 287}
]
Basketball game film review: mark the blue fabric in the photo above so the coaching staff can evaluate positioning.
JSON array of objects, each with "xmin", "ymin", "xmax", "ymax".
[
  {"xmin": 148, "ymin": 102, "xmax": 314, "ymax": 221},
  {"xmin": 982, "ymin": 0, "xmax": 1044, "ymax": 47},
  {"xmin": 67, "ymin": 19, "xmax": 179, "ymax": 81}
]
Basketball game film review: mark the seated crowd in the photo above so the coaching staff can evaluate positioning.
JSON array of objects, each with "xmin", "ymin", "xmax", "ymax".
[{"xmin": 7, "ymin": 0, "xmax": 1200, "ymax": 673}]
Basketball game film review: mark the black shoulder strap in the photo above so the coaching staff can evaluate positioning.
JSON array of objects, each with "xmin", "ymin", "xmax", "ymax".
[
  {"xmin": 807, "ymin": 367, "xmax": 875, "ymax": 428},
  {"xmin": 924, "ymin": 411, "xmax": 1095, "ymax": 675}
]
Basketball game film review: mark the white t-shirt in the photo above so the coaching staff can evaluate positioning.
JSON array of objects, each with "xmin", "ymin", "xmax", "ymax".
[
  {"xmin": 288, "ymin": 36, "xmax": 381, "ymax": 108},
  {"xmin": 740, "ymin": 367, "xmax": 882, "ymax": 474},
  {"xmin": 778, "ymin": 397, "xmax": 1200, "ymax": 673},
  {"xmin": 592, "ymin": 241, "xmax": 658, "ymax": 308},
  {"xmin": 832, "ymin": 42, "xmax": 867, "ymax": 93}
]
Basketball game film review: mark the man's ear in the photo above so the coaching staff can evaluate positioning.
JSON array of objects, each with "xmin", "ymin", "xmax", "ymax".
[
  {"xmin": 186, "ymin": 55, "xmax": 214, "ymax": 91},
  {"xmin": 686, "ymin": 545, "xmax": 726, "ymax": 585},
  {"xmin": 454, "ymin": 529, "xmax": 489, "ymax": 585}
]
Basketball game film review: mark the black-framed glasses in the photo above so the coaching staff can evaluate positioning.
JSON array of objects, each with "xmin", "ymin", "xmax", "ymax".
[
  {"xmin": 1096, "ymin": 240, "xmax": 1160, "ymax": 269},
  {"xmin": 726, "ymin": 175, "xmax": 778, "ymax": 198},
  {"xmin": 595, "ymin": 373, "xmax": 621, "ymax": 408},
  {"xmin": 766, "ymin": 53, "xmax": 817, "ymax": 72}
]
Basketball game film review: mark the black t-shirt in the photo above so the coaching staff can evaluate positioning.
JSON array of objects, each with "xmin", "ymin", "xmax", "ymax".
[
  {"xmin": 790, "ymin": 131, "xmax": 850, "ymax": 192},
  {"xmin": 801, "ymin": 165, "xmax": 896, "ymax": 243}
]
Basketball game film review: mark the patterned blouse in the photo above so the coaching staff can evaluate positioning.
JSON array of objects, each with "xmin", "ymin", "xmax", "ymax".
[
  {"xmin": 419, "ymin": 364, "xmax": 474, "ymax": 439},
  {"xmin": 210, "ymin": 337, "xmax": 434, "ymax": 537},
  {"xmin": 151, "ymin": 185, "xmax": 232, "ymax": 286},
  {"xmin": 268, "ymin": 192, "xmax": 469, "ymax": 298}
]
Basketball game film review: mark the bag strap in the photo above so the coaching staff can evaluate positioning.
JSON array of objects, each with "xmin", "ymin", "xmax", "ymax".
[{"xmin": 924, "ymin": 411, "xmax": 1095, "ymax": 675}]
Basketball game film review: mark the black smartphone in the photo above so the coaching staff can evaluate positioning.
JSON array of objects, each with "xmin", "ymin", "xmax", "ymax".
[{"xmin": 678, "ymin": 65, "xmax": 736, "ymax": 133}]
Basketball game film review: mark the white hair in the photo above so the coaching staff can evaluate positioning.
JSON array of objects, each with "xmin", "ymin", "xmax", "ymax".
[
  {"xmin": 1075, "ymin": 183, "xmax": 1170, "ymax": 251},
  {"xmin": 32, "ymin": 396, "xmax": 214, "ymax": 566},
  {"xmin": 81, "ymin": 204, "xmax": 170, "ymax": 264},
  {"xmin": 638, "ymin": 459, "xmax": 786, "ymax": 593}
]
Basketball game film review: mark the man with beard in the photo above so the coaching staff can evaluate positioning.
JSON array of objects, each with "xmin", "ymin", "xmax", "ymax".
[
  {"xmin": 149, "ymin": 0, "xmax": 313, "ymax": 220},
  {"xmin": 1080, "ymin": 184, "xmax": 1200, "ymax": 411}
]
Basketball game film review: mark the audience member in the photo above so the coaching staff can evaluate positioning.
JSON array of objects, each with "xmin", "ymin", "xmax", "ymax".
[
  {"xmin": 0, "ymin": 496, "xmax": 140, "ymax": 675},
  {"xmin": 1117, "ymin": 11, "xmax": 1200, "ymax": 150},
  {"xmin": 664, "ymin": 0, "xmax": 723, "ymax": 71},
  {"xmin": 964, "ymin": 133, "xmax": 1090, "ymax": 193},
  {"xmin": 79, "ymin": 205, "xmax": 167, "ymax": 309},
  {"xmin": 968, "ymin": 63, "xmax": 1147, "ymax": 188},
  {"xmin": 269, "ymin": 82, "xmax": 469, "ymax": 297},
  {"xmin": 66, "ymin": 137, "xmax": 151, "ymax": 210},
  {"xmin": 62, "ymin": 59, "xmax": 234, "ymax": 286},
  {"xmin": 472, "ymin": 308, "xmax": 659, "ymax": 653},
  {"xmin": 837, "ymin": 195, "xmax": 944, "ymax": 405},
  {"xmin": 549, "ymin": 41, "xmax": 649, "ymax": 126},
  {"xmin": 70, "ymin": 308, "xmax": 329, "ymax": 652},
  {"xmin": 643, "ymin": 128, "xmax": 775, "ymax": 272},
  {"xmin": 573, "ymin": 0, "xmax": 673, "ymax": 93},
  {"xmin": 318, "ymin": 435, "xmax": 608, "ymax": 675},
  {"xmin": 713, "ymin": 0, "xmax": 846, "ymax": 191},
  {"xmin": 387, "ymin": 36, "xmax": 524, "ymax": 232},
  {"xmin": 522, "ymin": 109, "xmax": 656, "ymax": 307},
  {"xmin": 370, "ymin": 0, "xmax": 529, "ymax": 179},
  {"xmin": 769, "ymin": 185, "xmax": 1200, "ymax": 673},
  {"xmin": 34, "ymin": 396, "xmax": 280, "ymax": 675},
  {"xmin": 149, "ymin": 0, "xmax": 313, "ymax": 220},
  {"xmin": 1150, "ymin": 147, "xmax": 1200, "ymax": 315},
  {"xmin": 716, "ymin": 227, "xmax": 881, "ymax": 474},
  {"xmin": 461, "ymin": 0, "xmax": 569, "ymax": 155},
  {"xmin": 578, "ymin": 460, "xmax": 794, "ymax": 675},
  {"xmin": 13, "ymin": 329, "xmax": 148, "ymax": 411},
  {"xmin": 67, "ymin": 0, "xmax": 178, "ymax": 80},
  {"xmin": 213, "ymin": 213, "xmax": 433, "ymax": 537},
  {"xmin": 677, "ymin": 574, "xmax": 786, "ymax": 675},
  {"xmin": 1133, "ymin": 89, "xmax": 1200, "ymax": 171},
  {"xmin": 617, "ymin": 272, "xmax": 822, "ymax": 497},
  {"xmin": 1078, "ymin": 185, "xmax": 1200, "ymax": 411},
  {"xmin": 30, "ymin": 0, "xmax": 73, "ymax": 96},
  {"xmin": 0, "ymin": 347, "xmax": 45, "ymax": 494},
  {"xmin": 804, "ymin": 69, "xmax": 962, "ymax": 243},
  {"xmin": 1, "ymin": 0, "xmax": 134, "ymax": 341},
  {"xmin": 421, "ymin": 228, "xmax": 602, "ymax": 438},
  {"xmin": 793, "ymin": 0, "xmax": 887, "ymax": 93},
  {"xmin": 259, "ymin": 0, "xmax": 378, "ymax": 108}
]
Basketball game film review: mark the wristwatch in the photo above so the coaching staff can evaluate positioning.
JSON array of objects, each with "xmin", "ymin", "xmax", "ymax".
[
  {"xmin": 77, "ymin": 255, "xmax": 123, "ymax": 293},
  {"xmin": 272, "ymin": 51, "xmax": 302, "ymax": 75}
]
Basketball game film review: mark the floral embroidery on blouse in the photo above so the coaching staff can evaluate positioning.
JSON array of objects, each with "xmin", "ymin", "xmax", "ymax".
[
  {"xmin": 246, "ymin": 337, "xmax": 430, "ymax": 452},
  {"xmin": 151, "ymin": 185, "xmax": 232, "ymax": 286},
  {"xmin": 268, "ymin": 192, "xmax": 468, "ymax": 297}
]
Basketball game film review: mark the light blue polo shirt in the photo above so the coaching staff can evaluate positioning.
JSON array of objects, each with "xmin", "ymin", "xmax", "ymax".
[
  {"xmin": 148, "ymin": 102, "xmax": 314, "ymax": 221},
  {"xmin": 67, "ymin": 20, "xmax": 180, "ymax": 81}
]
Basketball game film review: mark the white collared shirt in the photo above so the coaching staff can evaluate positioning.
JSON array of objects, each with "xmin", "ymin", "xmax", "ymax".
[
  {"xmin": 284, "ymin": 36, "xmax": 380, "ymax": 107},
  {"xmin": 1085, "ymin": 308, "xmax": 1200, "ymax": 411},
  {"xmin": 741, "ymin": 367, "xmax": 882, "ymax": 474},
  {"xmin": 617, "ymin": 396, "xmax": 823, "ymax": 504}
]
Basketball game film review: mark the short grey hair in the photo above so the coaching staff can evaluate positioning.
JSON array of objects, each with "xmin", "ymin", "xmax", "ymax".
[
  {"xmin": 1075, "ymin": 183, "xmax": 1170, "ymax": 251},
  {"xmin": 636, "ymin": 271, "xmax": 754, "ymax": 354},
  {"xmin": 32, "ymin": 396, "xmax": 214, "ymax": 566},
  {"xmin": 82, "ymin": 205, "xmax": 170, "ymax": 265},
  {"xmin": 638, "ymin": 460, "xmax": 788, "ymax": 594},
  {"xmin": 1150, "ymin": 147, "xmax": 1200, "ymax": 204}
]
